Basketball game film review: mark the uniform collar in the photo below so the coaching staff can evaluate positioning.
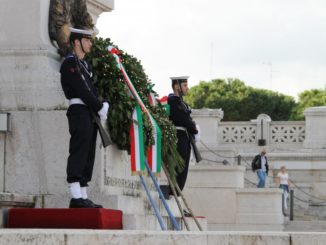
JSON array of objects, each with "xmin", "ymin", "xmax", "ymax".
[{"xmin": 168, "ymin": 93, "xmax": 179, "ymax": 98}]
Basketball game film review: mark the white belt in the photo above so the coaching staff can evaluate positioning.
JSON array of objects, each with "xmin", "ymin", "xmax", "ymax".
[
  {"xmin": 176, "ymin": 126, "xmax": 186, "ymax": 131},
  {"xmin": 69, "ymin": 98, "xmax": 85, "ymax": 106}
]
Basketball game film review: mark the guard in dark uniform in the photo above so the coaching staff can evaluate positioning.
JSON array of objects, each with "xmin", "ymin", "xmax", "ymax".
[
  {"xmin": 160, "ymin": 76, "xmax": 199, "ymax": 201},
  {"xmin": 60, "ymin": 27, "xmax": 109, "ymax": 208}
]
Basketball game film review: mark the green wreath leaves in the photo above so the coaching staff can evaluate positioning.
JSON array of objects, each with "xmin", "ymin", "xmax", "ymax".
[{"xmin": 87, "ymin": 37, "xmax": 184, "ymax": 182}]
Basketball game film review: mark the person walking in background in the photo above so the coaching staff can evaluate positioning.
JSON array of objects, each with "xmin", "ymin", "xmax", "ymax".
[
  {"xmin": 277, "ymin": 166, "xmax": 292, "ymax": 209},
  {"xmin": 251, "ymin": 148, "xmax": 269, "ymax": 188}
]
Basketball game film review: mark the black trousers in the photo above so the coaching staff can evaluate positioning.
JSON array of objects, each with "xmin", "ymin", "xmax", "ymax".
[
  {"xmin": 66, "ymin": 105, "xmax": 97, "ymax": 187},
  {"xmin": 160, "ymin": 130, "xmax": 191, "ymax": 197},
  {"xmin": 175, "ymin": 130, "xmax": 191, "ymax": 191}
]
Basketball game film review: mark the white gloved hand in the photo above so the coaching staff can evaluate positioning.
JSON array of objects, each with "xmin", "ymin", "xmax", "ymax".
[
  {"xmin": 194, "ymin": 124, "xmax": 201, "ymax": 142},
  {"xmin": 98, "ymin": 102, "xmax": 109, "ymax": 121}
]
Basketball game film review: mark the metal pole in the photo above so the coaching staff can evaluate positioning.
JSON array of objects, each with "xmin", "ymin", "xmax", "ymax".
[
  {"xmin": 281, "ymin": 193, "xmax": 287, "ymax": 217},
  {"xmin": 162, "ymin": 164, "xmax": 191, "ymax": 231},
  {"xmin": 161, "ymin": 165, "xmax": 203, "ymax": 231},
  {"xmin": 139, "ymin": 175, "xmax": 166, "ymax": 230},
  {"xmin": 290, "ymin": 189, "xmax": 294, "ymax": 221},
  {"xmin": 173, "ymin": 177, "xmax": 203, "ymax": 231},
  {"xmin": 261, "ymin": 119, "xmax": 263, "ymax": 139},
  {"xmin": 144, "ymin": 160, "xmax": 180, "ymax": 230},
  {"xmin": 258, "ymin": 120, "xmax": 266, "ymax": 146}
]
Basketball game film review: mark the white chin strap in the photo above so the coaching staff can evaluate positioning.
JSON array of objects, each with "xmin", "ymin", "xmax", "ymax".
[{"xmin": 178, "ymin": 83, "xmax": 184, "ymax": 97}]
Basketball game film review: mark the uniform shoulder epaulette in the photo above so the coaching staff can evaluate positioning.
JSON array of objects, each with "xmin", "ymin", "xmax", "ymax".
[
  {"xmin": 62, "ymin": 54, "xmax": 76, "ymax": 66},
  {"xmin": 168, "ymin": 93, "xmax": 179, "ymax": 102},
  {"xmin": 65, "ymin": 54, "xmax": 75, "ymax": 59},
  {"xmin": 168, "ymin": 93, "xmax": 179, "ymax": 99}
]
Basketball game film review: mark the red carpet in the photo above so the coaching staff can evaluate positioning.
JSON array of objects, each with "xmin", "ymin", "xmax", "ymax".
[{"xmin": 7, "ymin": 208, "xmax": 123, "ymax": 229}]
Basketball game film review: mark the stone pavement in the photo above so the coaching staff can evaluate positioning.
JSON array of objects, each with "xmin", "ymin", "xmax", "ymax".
[{"xmin": 0, "ymin": 229, "xmax": 325, "ymax": 245}]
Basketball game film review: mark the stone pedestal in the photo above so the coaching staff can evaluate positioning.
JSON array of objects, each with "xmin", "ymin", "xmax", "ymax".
[
  {"xmin": 303, "ymin": 106, "xmax": 326, "ymax": 149},
  {"xmin": 235, "ymin": 188, "xmax": 284, "ymax": 230},
  {"xmin": 183, "ymin": 164, "xmax": 245, "ymax": 229}
]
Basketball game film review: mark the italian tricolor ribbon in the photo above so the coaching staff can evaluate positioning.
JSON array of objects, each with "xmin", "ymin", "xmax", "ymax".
[
  {"xmin": 158, "ymin": 96, "xmax": 170, "ymax": 115},
  {"xmin": 109, "ymin": 46, "xmax": 162, "ymax": 175},
  {"xmin": 130, "ymin": 104, "xmax": 145, "ymax": 173},
  {"xmin": 148, "ymin": 92, "xmax": 157, "ymax": 106},
  {"xmin": 147, "ymin": 92, "xmax": 161, "ymax": 174}
]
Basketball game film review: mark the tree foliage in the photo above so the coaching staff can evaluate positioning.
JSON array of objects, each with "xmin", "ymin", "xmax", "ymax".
[
  {"xmin": 290, "ymin": 89, "xmax": 326, "ymax": 120},
  {"xmin": 185, "ymin": 78, "xmax": 296, "ymax": 121}
]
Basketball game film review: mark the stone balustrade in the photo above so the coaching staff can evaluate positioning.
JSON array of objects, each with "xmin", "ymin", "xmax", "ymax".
[
  {"xmin": 218, "ymin": 121, "xmax": 305, "ymax": 146},
  {"xmin": 193, "ymin": 106, "xmax": 326, "ymax": 151}
]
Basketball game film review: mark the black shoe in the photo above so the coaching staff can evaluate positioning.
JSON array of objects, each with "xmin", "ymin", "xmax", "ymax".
[
  {"xmin": 183, "ymin": 209, "xmax": 192, "ymax": 217},
  {"xmin": 160, "ymin": 185, "xmax": 171, "ymax": 200},
  {"xmin": 84, "ymin": 199, "xmax": 103, "ymax": 208},
  {"xmin": 69, "ymin": 198, "xmax": 94, "ymax": 208}
]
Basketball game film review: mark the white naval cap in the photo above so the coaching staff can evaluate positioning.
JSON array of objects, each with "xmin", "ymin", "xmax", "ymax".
[
  {"xmin": 69, "ymin": 27, "xmax": 97, "ymax": 40},
  {"xmin": 170, "ymin": 76, "xmax": 189, "ymax": 86}
]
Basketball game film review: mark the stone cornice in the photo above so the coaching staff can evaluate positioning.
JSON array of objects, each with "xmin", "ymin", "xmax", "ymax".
[
  {"xmin": 88, "ymin": 0, "xmax": 114, "ymax": 13},
  {"xmin": 304, "ymin": 106, "xmax": 326, "ymax": 116},
  {"xmin": 240, "ymin": 152, "xmax": 326, "ymax": 161},
  {"xmin": 189, "ymin": 164, "xmax": 245, "ymax": 172},
  {"xmin": 192, "ymin": 108, "xmax": 224, "ymax": 119}
]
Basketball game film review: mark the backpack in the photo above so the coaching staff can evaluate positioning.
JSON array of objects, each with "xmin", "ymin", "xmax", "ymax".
[{"xmin": 251, "ymin": 155, "xmax": 260, "ymax": 171}]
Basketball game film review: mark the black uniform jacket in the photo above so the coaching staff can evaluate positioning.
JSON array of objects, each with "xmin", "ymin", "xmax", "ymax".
[
  {"xmin": 168, "ymin": 93, "xmax": 198, "ymax": 135},
  {"xmin": 60, "ymin": 54, "xmax": 103, "ymax": 112},
  {"xmin": 251, "ymin": 154, "xmax": 269, "ymax": 174}
]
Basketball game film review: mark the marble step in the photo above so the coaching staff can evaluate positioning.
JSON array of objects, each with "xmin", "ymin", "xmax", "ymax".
[
  {"xmin": 2, "ymin": 229, "xmax": 324, "ymax": 245},
  {"xmin": 123, "ymin": 213, "xmax": 207, "ymax": 231},
  {"xmin": 285, "ymin": 220, "xmax": 326, "ymax": 231},
  {"xmin": 123, "ymin": 214, "xmax": 171, "ymax": 230},
  {"xmin": 182, "ymin": 216, "xmax": 208, "ymax": 231}
]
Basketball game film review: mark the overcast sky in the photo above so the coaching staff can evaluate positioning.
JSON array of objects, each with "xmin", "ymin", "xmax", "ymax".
[{"xmin": 97, "ymin": 0, "xmax": 326, "ymax": 99}]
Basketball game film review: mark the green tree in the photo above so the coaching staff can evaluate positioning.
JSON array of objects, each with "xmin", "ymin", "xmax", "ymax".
[
  {"xmin": 185, "ymin": 78, "xmax": 296, "ymax": 121},
  {"xmin": 291, "ymin": 89, "xmax": 326, "ymax": 120}
]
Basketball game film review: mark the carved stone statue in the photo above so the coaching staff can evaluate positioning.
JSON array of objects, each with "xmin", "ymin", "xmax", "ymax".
[{"xmin": 48, "ymin": 0, "xmax": 94, "ymax": 56}]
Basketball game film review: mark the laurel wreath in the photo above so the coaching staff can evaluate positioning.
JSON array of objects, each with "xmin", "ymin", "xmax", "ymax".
[{"xmin": 87, "ymin": 37, "xmax": 184, "ymax": 181}]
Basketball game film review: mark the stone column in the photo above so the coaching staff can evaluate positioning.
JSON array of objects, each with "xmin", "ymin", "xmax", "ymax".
[
  {"xmin": 304, "ymin": 106, "xmax": 326, "ymax": 149},
  {"xmin": 191, "ymin": 109, "xmax": 224, "ymax": 148},
  {"xmin": 191, "ymin": 109, "xmax": 224, "ymax": 164}
]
